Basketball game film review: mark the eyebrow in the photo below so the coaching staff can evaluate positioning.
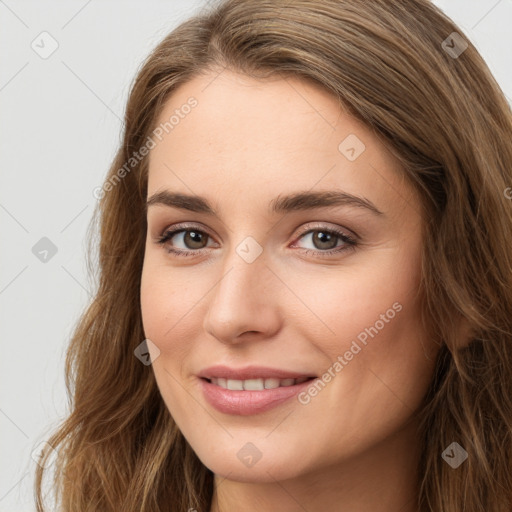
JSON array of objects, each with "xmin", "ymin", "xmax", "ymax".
[{"xmin": 146, "ymin": 190, "xmax": 384, "ymax": 216}]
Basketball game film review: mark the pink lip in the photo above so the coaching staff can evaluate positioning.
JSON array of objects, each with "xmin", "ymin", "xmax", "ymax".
[{"xmin": 197, "ymin": 365, "xmax": 317, "ymax": 416}]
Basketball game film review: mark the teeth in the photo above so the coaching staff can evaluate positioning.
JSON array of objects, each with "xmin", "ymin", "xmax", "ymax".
[
  {"xmin": 210, "ymin": 377, "xmax": 310, "ymax": 390},
  {"xmin": 264, "ymin": 378, "xmax": 280, "ymax": 389},
  {"xmin": 243, "ymin": 378, "xmax": 264, "ymax": 390},
  {"xmin": 227, "ymin": 379, "xmax": 244, "ymax": 390}
]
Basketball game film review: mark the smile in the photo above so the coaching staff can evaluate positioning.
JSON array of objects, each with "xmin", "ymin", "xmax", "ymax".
[
  {"xmin": 198, "ymin": 367, "xmax": 318, "ymax": 415},
  {"xmin": 207, "ymin": 376, "xmax": 312, "ymax": 390}
]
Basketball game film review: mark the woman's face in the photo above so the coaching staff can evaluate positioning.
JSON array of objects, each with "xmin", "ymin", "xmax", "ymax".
[{"xmin": 140, "ymin": 69, "xmax": 438, "ymax": 482}]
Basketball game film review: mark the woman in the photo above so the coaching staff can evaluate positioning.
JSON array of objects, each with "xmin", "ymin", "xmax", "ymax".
[{"xmin": 35, "ymin": 0, "xmax": 512, "ymax": 511}]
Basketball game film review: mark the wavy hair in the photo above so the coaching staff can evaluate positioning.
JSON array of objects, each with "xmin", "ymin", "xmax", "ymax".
[{"xmin": 34, "ymin": 0, "xmax": 512, "ymax": 510}]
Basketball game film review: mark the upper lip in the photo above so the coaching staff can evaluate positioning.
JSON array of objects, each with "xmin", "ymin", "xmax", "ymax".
[{"xmin": 198, "ymin": 365, "xmax": 316, "ymax": 380}]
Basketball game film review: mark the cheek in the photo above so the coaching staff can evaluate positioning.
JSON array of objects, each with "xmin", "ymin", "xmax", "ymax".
[
  {"xmin": 284, "ymin": 270, "xmax": 434, "ymax": 460},
  {"xmin": 288, "ymin": 243, "xmax": 433, "ymax": 399},
  {"xmin": 140, "ymin": 260, "xmax": 193, "ymax": 360},
  {"xmin": 285, "ymin": 249, "xmax": 422, "ymax": 356},
  {"xmin": 140, "ymin": 262, "xmax": 199, "ymax": 419}
]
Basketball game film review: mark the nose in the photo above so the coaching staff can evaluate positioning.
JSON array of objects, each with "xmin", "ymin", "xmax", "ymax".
[{"xmin": 203, "ymin": 243, "xmax": 282, "ymax": 345}]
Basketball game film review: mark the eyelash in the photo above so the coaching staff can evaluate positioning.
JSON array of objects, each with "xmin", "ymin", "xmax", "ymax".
[{"xmin": 155, "ymin": 223, "xmax": 358, "ymax": 259}]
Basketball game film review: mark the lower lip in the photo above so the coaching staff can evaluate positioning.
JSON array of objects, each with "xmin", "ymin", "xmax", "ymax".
[{"xmin": 199, "ymin": 378, "xmax": 316, "ymax": 415}]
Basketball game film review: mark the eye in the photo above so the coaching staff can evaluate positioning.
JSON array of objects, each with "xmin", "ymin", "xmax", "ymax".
[
  {"xmin": 156, "ymin": 224, "xmax": 215, "ymax": 257},
  {"xmin": 155, "ymin": 223, "xmax": 358, "ymax": 259},
  {"xmin": 291, "ymin": 225, "xmax": 357, "ymax": 258}
]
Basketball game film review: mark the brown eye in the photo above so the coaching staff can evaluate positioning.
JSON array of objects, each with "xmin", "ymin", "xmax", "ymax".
[
  {"xmin": 309, "ymin": 230, "xmax": 339, "ymax": 250},
  {"xmin": 156, "ymin": 227, "xmax": 215, "ymax": 257},
  {"xmin": 179, "ymin": 230, "xmax": 209, "ymax": 249},
  {"xmin": 293, "ymin": 226, "xmax": 357, "ymax": 256}
]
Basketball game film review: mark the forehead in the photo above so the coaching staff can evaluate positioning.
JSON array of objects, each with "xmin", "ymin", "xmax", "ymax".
[{"xmin": 146, "ymin": 70, "xmax": 415, "ymax": 215}]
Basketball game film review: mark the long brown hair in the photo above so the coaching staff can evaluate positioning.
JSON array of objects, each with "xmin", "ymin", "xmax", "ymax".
[{"xmin": 34, "ymin": 1, "xmax": 512, "ymax": 510}]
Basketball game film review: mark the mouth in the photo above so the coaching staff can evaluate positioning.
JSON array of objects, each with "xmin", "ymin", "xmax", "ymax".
[
  {"xmin": 202, "ymin": 376, "xmax": 315, "ymax": 390},
  {"xmin": 197, "ymin": 366, "xmax": 318, "ymax": 415}
]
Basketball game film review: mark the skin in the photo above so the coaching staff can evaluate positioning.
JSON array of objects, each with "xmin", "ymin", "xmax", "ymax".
[{"xmin": 140, "ymin": 69, "xmax": 440, "ymax": 512}]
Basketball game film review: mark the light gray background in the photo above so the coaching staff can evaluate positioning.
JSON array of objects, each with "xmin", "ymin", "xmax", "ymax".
[{"xmin": 1, "ymin": 1, "xmax": 511, "ymax": 510}]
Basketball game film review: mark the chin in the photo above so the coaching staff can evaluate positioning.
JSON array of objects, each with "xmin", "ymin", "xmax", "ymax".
[
  {"xmin": 189, "ymin": 436, "xmax": 315, "ymax": 483},
  {"xmin": 203, "ymin": 457, "xmax": 302, "ymax": 483}
]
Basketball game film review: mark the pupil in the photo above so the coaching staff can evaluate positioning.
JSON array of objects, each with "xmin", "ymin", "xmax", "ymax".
[
  {"xmin": 186, "ymin": 231, "xmax": 205, "ymax": 249},
  {"xmin": 314, "ymin": 231, "xmax": 336, "ymax": 249}
]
